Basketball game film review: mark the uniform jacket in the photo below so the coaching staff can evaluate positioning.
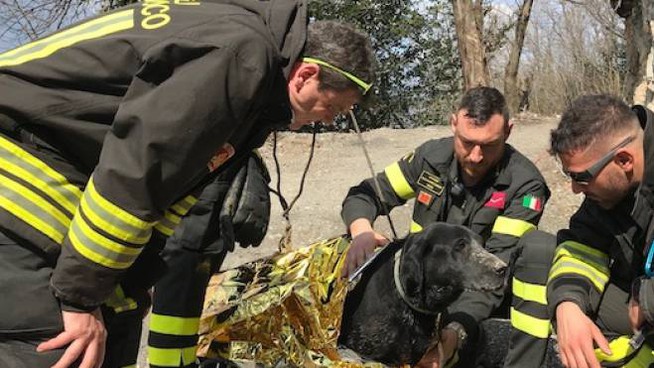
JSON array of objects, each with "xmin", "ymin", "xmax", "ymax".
[
  {"xmin": 547, "ymin": 106, "xmax": 654, "ymax": 322},
  {"xmin": 0, "ymin": 0, "xmax": 307, "ymax": 309},
  {"xmin": 342, "ymin": 137, "xmax": 550, "ymax": 328}
]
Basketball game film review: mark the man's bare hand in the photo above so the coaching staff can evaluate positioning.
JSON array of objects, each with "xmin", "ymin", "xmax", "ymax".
[
  {"xmin": 415, "ymin": 328, "xmax": 458, "ymax": 368},
  {"xmin": 556, "ymin": 301, "xmax": 610, "ymax": 368},
  {"xmin": 37, "ymin": 309, "xmax": 106, "ymax": 368},
  {"xmin": 343, "ymin": 219, "xmax": 389, "ymax": 277}
]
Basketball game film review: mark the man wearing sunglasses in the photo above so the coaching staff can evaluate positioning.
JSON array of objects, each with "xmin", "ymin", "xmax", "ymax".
[
  {"xmin": 0, "ymin": 2, "xmax": 375, "ymax": 367},
  {"xmin": 341, "ymin": 86, "xmax": 552, "ymax": 367},
  {"xmin": 547, "ymin": 94, "xmax": 654, "ymax": 368}
]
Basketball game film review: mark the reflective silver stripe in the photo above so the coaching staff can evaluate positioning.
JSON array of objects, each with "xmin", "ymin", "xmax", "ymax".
[
  {"xmin": 0, "ymin": 10, "xmax": 135, "ymax": 67},
  {"xmin": 81, "ymin": 178, "xmax": 153, "ymax": 244},
  {"xmin": 154, "ymin": 210, "xmax": 181, "ymax": 237},
  {"xmin": 69, "ymin": 209, "xmax": 143, "ymax": 269},
  {"xmin": 0, "ymin": 136, "xmax": 81, "ymax": 213},
  {"xmin": 170, "ymin": 195, "xmax": 197, "ymax": 216}
]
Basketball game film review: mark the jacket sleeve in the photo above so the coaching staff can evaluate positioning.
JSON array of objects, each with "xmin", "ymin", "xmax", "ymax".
[
  {"xmin": 485, "ymin": 179, "xmax": 550, "ymax": 265},
  {"xmin": 341, "ymin": 146, "xmax": 425, "ymax": 228},
  {"xmin": 51, "ymin": 36, "xmax": 275, "ymax": 309},
  {"xmin": 639, "ymin": 278, "xmax": 654, "ymax": 325},
  {"xmin": 546, "ymin": 202, "xmax": 612, "ymax": 317}
]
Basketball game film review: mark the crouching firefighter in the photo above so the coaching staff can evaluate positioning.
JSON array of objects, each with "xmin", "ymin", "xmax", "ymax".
[
  {"xmin": 148, "ymin": 152, "xmax": 272, "ymax": 368},
  {"xmin": 547, "ymin": 95, "xmax": 654, "ymax": 367}
]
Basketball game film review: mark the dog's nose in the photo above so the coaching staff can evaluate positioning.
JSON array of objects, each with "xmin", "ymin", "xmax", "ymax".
[{"xmin": 498, "ymin": 265, "xmax": 511, "ymax": 287}]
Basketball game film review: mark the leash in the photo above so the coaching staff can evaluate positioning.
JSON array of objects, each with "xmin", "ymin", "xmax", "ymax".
[
  {"xmin": 347, "ymin": 110, "xmax": 398, "ymax": 283},
  {"xmin": 269, "ymin": 125, "xmax": 318, "ymax": 252}
]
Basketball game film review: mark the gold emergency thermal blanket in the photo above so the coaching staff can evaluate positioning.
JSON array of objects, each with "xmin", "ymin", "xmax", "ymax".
[{"xmin": 197, "ymin": 236, "xmax": 386, "ymax": 367}]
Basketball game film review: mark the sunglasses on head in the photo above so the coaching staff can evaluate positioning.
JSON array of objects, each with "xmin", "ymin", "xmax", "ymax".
[
  {"xmin": 302, "ymin": 57, "xmax": 372, "ymax": 95},
  {"xmin": 562, "ymin": 135, "xmax": 635, "ymax": 184}
]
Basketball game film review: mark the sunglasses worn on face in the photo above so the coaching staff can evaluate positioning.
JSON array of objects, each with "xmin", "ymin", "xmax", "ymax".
[
  {"xmin": 302, "ymin": 57, "xmax": 372, "ymax": 95},
  {"xmin": 562, "ymin": 135, "xmax": 635, "ymax": 184}
]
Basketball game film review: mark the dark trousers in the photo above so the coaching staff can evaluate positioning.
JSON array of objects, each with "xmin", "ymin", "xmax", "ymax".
[
  {"xmin": 453, "ymin": 230, "xmax": 557, "ymax": 368},
  {"xmin": 503, "ymin": 230, "xmax": 557, "ymax": 368},
  {"xmin": 0, "ymin": 230, "xmax": 148, "ymax": 368}
]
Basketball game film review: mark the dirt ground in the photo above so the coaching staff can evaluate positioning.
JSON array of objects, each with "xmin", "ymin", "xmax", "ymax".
[{"xmin": 221, "ymin": 113, "xmax": 581, "ymax": 269}]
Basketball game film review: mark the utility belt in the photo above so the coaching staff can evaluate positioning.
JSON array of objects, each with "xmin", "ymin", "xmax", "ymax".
[{"xmin": 595, "ymin": 333, "xmax": 654, "ymax": 367}]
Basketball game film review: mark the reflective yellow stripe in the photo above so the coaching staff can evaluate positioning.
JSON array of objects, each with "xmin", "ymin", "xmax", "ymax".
[
  {"xmin": 0, "ymin": 10, "xmax": 134, "ymax": 67},
  {"xmin": 0, "ymin": 174, "xmax": 71, "ymax": 242},
  {"xmin": 510, "ymin": 307, "xmax": 551, "ymax": 338},
  {"xmin": 69, "ymin": 220, "xmax": 136, "ymax": 269},
  {"xmin": 69, "ymin": 210, "xmax": 142, "ymax": 269},
  {"xmin": 492, "ymin": 216, "xmax": 536, "ymax": 238},
  {"xmin": 555, "ymin": 241, "xmax": 609, "ymax": 275},
  {"xmin": 150, "ymin": 314, "xmax": 200, "ymax": 336},
  {"xmin": 384, "ymin": 162, "xmax": 414, "ymax": 200},
  {"xmin": 0, "ymin": 195, "xmax": 65, "ymax": 243},
  {"xmin": 170, "ymin": 195, "xmax": 197, "ymax": 216},
  {"xmin": 148, "ymin": 346, "xmax": 197, "ymax": 367},
  {"xmin": 104, "ymin": 285, "xmax": 137, "ymax": 313},
  {"xmin": 83, "ymin": 178, "xmax": 153, "ymax": 244},
  {"xmin": 549, "ymin": 241, "xmax": 610, "ymax": 292},
  {"xmin": 549, "ymin": 259, "xmax": 609, "ymax": 292},
  {"xmin": 0, "ymin": 136, "xmax": 82, "ymax": 212},
  {"xmin": 154, "ymin": 210, "xmax": 181, "ymax": 236},
  {"xmin": 512, "ymin": 278, "xmax": 547, "ymax": 305},
  {"xmin": 410, "ymin": 221, "xmax": 423, "ymax": 233}
]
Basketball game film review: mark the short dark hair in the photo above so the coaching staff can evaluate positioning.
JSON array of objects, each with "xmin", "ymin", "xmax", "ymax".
[
  {"xmin": 304, "ymin": 20, "xmax": 375, "ymax": 95},
  {"xmin": 458, "ymin": 86, "xmax": 510, "ymax": 126},
  {"xmin": 549, "ymin": 94, "xmax": 638, "ymax": 155}
]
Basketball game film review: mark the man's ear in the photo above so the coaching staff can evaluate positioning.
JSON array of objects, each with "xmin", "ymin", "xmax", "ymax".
[
  {"xmin": 505, "ymin": 119, "xmax": 514, "ymax": 140},
  {"xmin": 615, "ymin": 150, "xmax": 635, "ymax": 173},
  {"xmin": 288, "ymin": 62, "xmax": 320, "ymax": 93},
  {"xmin": 402, "ymin": 238, "xmax": 424, "ymax": 299},
  {"xmin": 450, "ymin": 113, "xmax": 457, "ymax": 134}
]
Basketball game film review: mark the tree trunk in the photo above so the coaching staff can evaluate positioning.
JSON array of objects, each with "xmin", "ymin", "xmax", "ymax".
[
  {"xmin": 618, "ymin": 0, "xmax": 653, "ymax": 107},
  {"xmin": 503, "ymin": 0, "xmax": 534, "ymax": 114},
  {"xmin": 451, "ymin": 0, "xmax": 489, "ymax": 89},
  {"xmin": 642, "ymin": 2, "xmax": 654, "ymax": 110}
]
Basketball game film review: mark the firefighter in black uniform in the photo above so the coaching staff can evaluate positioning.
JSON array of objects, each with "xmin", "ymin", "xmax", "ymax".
[
  {"xmin": 341, "ymin": 87, "xmax": 552, "ymax": 367},
  {"xmin": 0, "ymin": 0, "xmax": 376, "ymax": 367},
  {"xmin": 547, "ymin": 95, "xmax": 654, "ymax": 367},
  {"xmin": 148, "ymin": 151, "xmax": 272, "ymax": 368}
]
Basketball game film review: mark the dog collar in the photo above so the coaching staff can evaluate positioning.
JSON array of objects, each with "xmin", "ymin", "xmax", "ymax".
[{"xmin": 393, "ymin": 249, "xmax": 441, "ymax": 316}]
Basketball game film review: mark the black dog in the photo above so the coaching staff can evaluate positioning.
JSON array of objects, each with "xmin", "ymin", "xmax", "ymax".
[{"xmin": 338, "ymin": 222, "xmax": 507, "ymax": 366}]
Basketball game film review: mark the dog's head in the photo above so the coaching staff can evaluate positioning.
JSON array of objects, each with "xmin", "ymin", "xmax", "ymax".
[{"xmin": 400, "ymin": 222, "xmax": 506, "ymax": 312}]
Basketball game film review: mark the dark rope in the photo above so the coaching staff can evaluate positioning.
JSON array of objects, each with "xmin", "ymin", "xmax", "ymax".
[{"xmin": 269, "ymin": 124, "xmax": 318, "ymax": 251}]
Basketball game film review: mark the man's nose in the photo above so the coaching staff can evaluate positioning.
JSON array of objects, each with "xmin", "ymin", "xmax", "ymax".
[{"xmin": 469, "ymin": 145, "xmax": 483, "ymax": 163}]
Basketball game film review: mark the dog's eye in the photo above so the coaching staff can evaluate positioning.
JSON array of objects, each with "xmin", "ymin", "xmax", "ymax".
[{"xmin": 454, "ymin": 239, "xmax": 466, "ymax": 252}]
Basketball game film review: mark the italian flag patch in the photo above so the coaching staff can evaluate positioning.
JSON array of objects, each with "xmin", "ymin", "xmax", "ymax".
[{"xmin": 522, "ymin": 194, "xmax": 542, "ymax": 212}]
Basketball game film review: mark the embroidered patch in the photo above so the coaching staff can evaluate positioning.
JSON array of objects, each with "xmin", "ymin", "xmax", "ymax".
[
  {"xmin": 417, "ymin": 191, "xmax": 433, "ymax": 206},
  {"xmin": 417, "ymin": 171, "xmax": 444, "ymax": 196},
  {"xmin": 522, "ymin": 194, "xmax": 543, "ymax": 212},
  {"xmin": 484, "ymin": 191, "xmax": 506, "ymax": 209},
  {"xmin": 207, "ymin": 143, "xmax": 235, "ymax": 172}
]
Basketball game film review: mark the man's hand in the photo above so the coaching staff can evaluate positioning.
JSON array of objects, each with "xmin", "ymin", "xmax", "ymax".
[
  {"xmin": 342, "ymin": 218, "xmax": 389, "ymax": 277},
  {"xmin": 556, "ymin": 301, "xmax": 610, "ymax": 368},
  {"xmin": 415, "ymin": 328, "xmax": 458, "ymax": 368},
  {"xmin": 629, "ymin": 297, "xmax": 646, "ymax": 332},
  {"xmin": 37, "ymin": 309, "xmax": 107, "ymax": 368}
]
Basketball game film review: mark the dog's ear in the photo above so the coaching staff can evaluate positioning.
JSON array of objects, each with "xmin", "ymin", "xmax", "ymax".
[{"xmin": 401, "ymin": 236, "xmax": 423, "ymax": 298}]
